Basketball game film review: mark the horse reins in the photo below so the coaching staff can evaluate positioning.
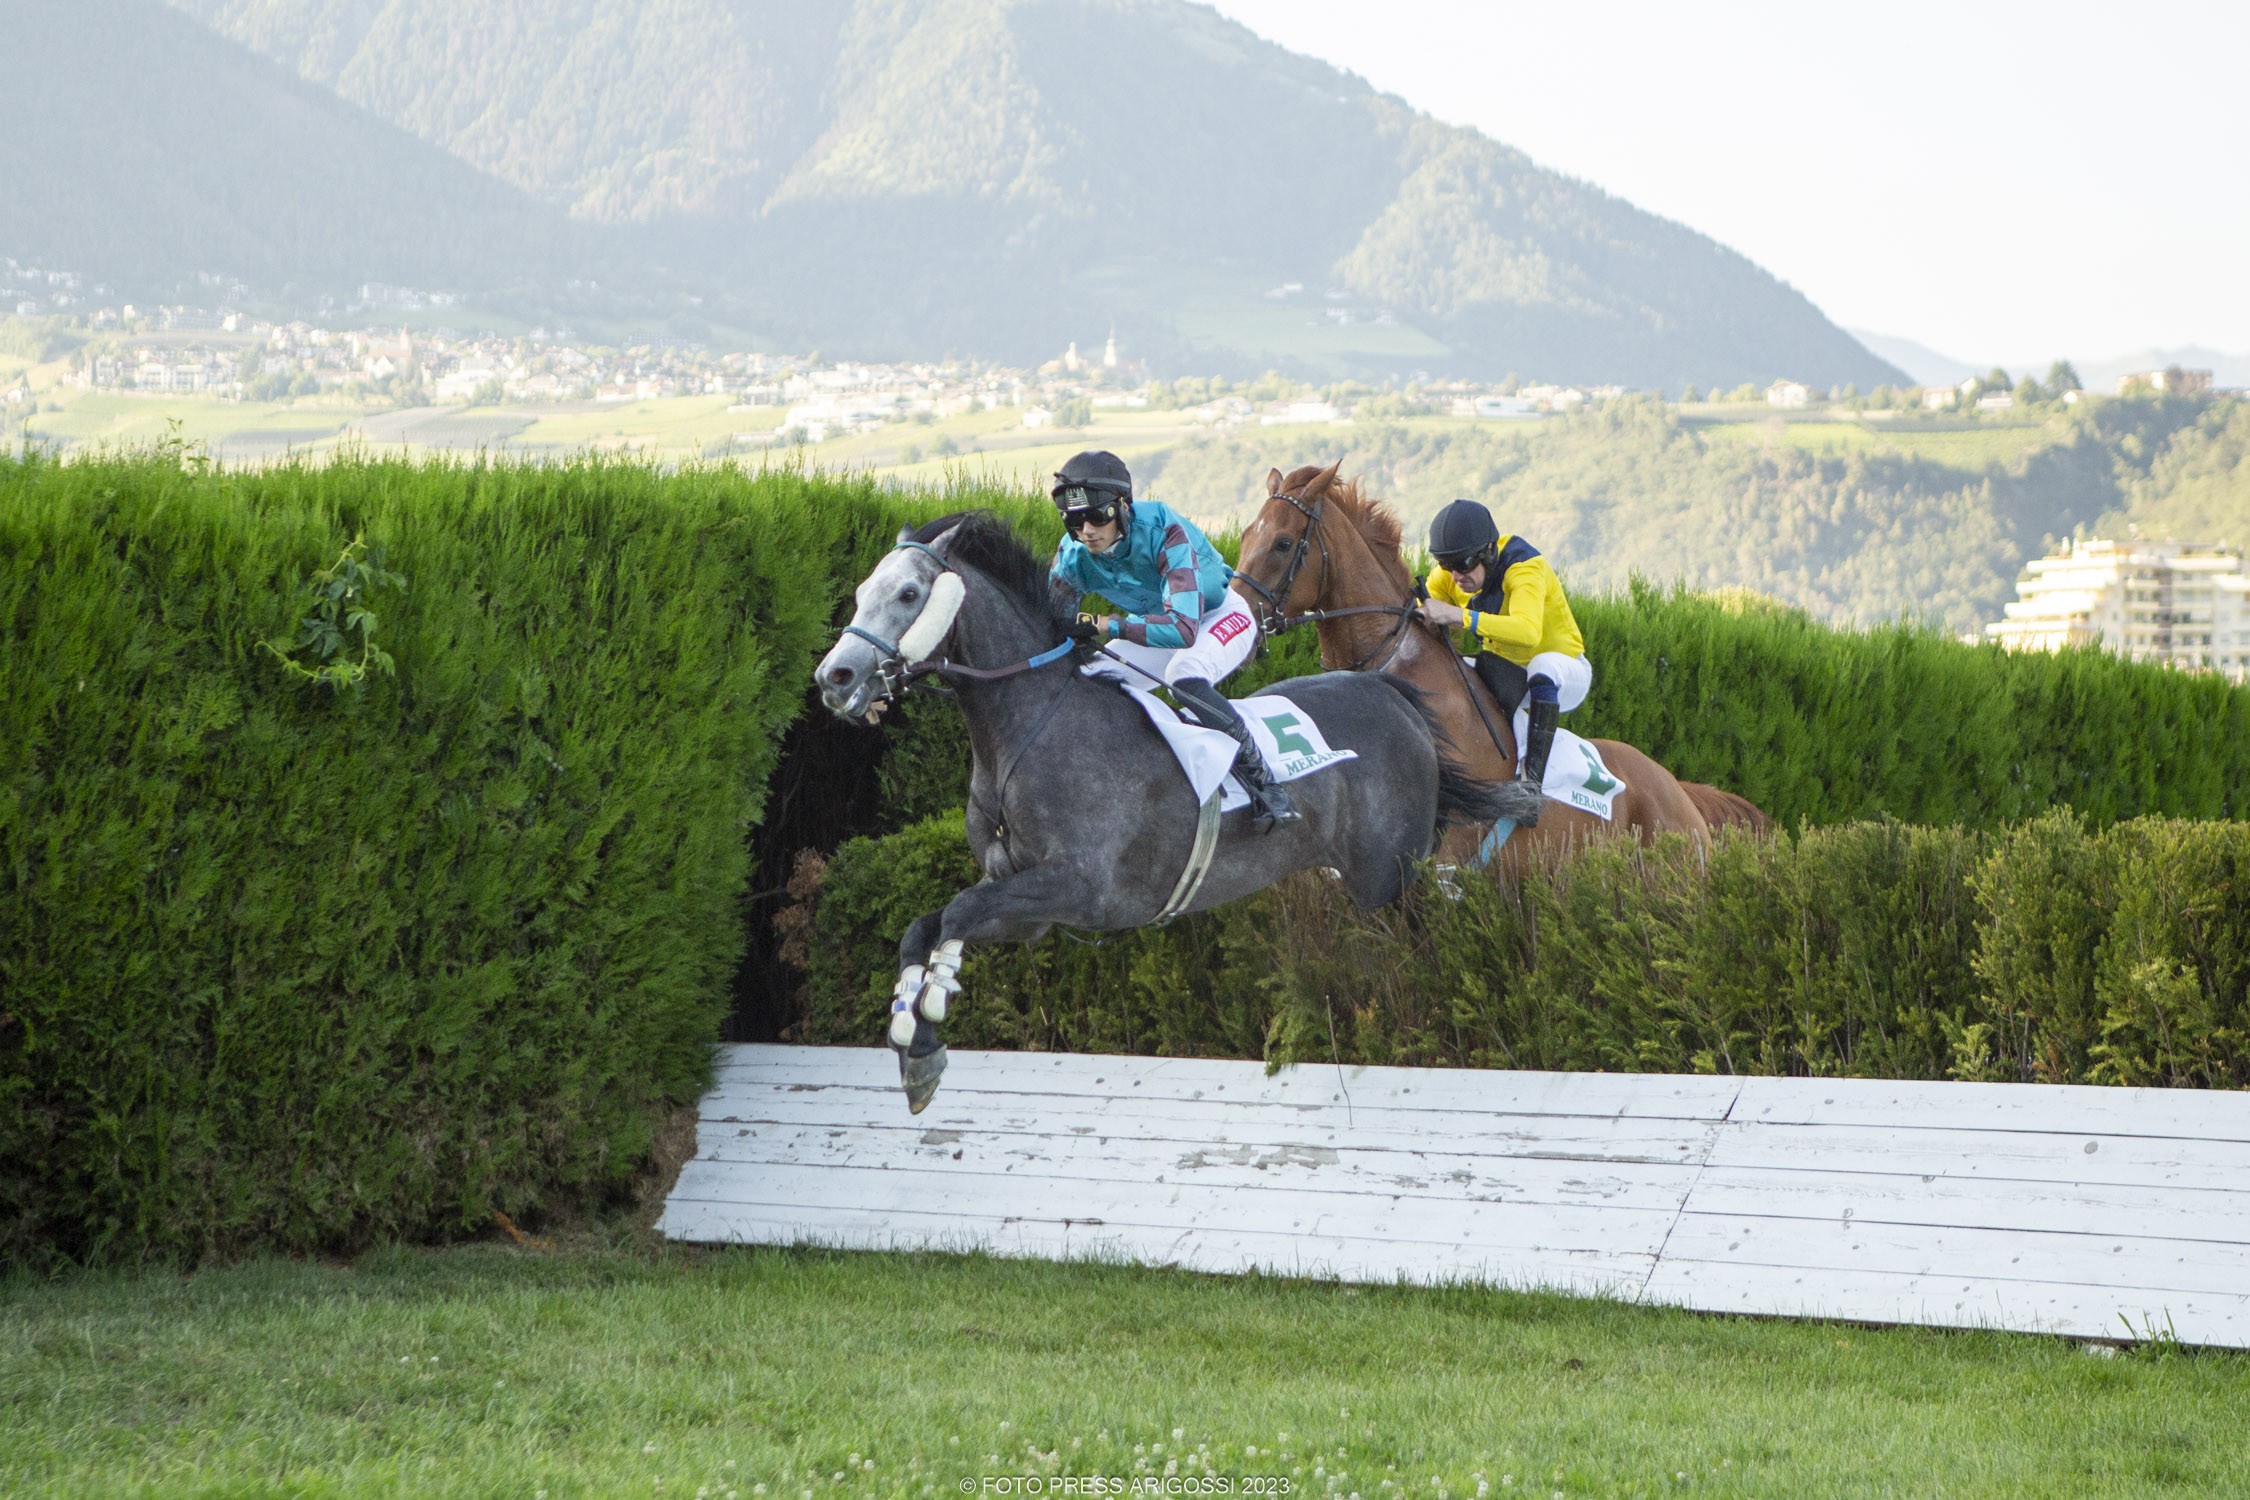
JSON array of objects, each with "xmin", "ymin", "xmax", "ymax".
[
  {"xmin": 840, "ymin": 537, "xmax": 1084, "ymax": 875},
  {"xmin": 841, "ymin": 539, "xmax": 1076, "ymax": 701},
  {"xmin": 1234, "ymin": 487, "xmax": 1418, "ymax": 672},
  {"xmin": 1238, "ymin": 488, "xmax": 1515, "ymax": 763}
]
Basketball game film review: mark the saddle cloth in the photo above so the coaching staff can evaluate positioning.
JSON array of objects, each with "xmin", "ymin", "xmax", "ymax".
[
  {"xmin": 1541, "ymin": 728, "xmax": 1626, "ymax": 820},
  {"xmin": 1117, "ymin": 684, "xmax": 1358, "ymax": 813}
]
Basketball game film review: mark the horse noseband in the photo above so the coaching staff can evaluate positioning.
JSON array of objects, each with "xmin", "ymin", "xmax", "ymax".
[{"xmin": 1240, "ymin": 489, "xmax": 1327, "ymax": 634}]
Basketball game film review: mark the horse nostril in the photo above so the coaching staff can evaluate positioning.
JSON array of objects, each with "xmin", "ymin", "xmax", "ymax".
[{"xmin": 826, "ymin": 665, "xmax": 856, "ymax": 686}]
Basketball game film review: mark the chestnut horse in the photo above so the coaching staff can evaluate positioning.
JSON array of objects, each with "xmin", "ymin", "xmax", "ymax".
[{"xmin": 1231, "ymin": 463, "xmax": 1770, "ymax": 873}]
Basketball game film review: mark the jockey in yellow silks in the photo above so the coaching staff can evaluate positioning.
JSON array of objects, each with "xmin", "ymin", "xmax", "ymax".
[{"xmin": 1416, "ymin": 497, "xmax": 1589, "ymax": 823}]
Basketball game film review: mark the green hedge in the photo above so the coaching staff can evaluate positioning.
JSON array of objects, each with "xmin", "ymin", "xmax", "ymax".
[
  {"xmin": 0, "ymin": 453, "xmax": 1033, "ymax": 1263},
  {"xmin": 797, "ymin": 812, "xmax": 2250, "ymax": 1089},
  {"xmin": 1572, "ymin": 580, "xmax": 2250, "ymax": 826},
  {"xmin": 9, "ymin": 452, "xmax": 2249, "ymax": 1266}
]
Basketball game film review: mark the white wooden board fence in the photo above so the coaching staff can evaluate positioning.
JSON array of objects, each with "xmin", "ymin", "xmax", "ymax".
[{"xmin": 659, "ymin": 1045, "xmax": 2250, "ymax": 1348}]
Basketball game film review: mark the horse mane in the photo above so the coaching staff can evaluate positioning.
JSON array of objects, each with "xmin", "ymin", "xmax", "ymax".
[
  {"xmin": 1280, "ymin": 466, "xmax": 1415, "ymax": 593},
  {"xmin": 909, "ymin": 510, "xmax": 1070, "ymax": 630}
]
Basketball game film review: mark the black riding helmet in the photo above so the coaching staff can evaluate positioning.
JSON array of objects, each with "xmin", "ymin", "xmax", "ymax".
[
  {"xmin": 1428, "ymin": 497, "xmax": 1499, "ymax": 573},
  {"xmin": 1052, "ymin": 450, "xmax": 1133, "ymax": 520}
]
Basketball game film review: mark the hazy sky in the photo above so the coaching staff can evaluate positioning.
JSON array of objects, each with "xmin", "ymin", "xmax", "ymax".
[{"xmin": 1205, "ymin": 0, "xmax": 2248, "ymax": 364}]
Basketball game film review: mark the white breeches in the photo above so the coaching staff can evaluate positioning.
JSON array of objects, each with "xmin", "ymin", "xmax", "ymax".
[
  {"xmin": 1083, "ymin": 596, "xmax": 1260, "ymax": 689},
  {"xmin": 1512, "ymin": 650, "xmax": 1593, "ymax": 754}
]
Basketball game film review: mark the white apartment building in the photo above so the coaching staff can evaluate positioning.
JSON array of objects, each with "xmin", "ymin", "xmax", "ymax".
[{"xmin": 1985, "ymin": 538, "xmax": 2250, "ymax": 681}]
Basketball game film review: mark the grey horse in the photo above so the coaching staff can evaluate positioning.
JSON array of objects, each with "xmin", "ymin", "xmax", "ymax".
[{"xmin": 814, "ymin": 511, "xmax": 1515, "ymax": 1111}]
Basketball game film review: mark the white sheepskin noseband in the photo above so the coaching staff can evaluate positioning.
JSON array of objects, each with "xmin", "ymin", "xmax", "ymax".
[{"xmin": 895, "ymin": 569, "xmax": 965, "ymax": 664}]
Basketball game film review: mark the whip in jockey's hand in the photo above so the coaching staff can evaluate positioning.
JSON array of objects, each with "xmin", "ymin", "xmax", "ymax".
[
  {"xmin": 1048, "ymin": 450, "xmax": 1301, "ymax": 832},
  {"xmin": 1424, "ymin": 497, "xmax": 1592, "ymax": 826}
]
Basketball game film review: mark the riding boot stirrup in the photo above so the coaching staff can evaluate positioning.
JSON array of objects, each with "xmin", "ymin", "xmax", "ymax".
[
  {"xmin": 1170, "ymin": 678, "xmax": 1303, "ymax": 834},
  {"xmin": 1505, "ymin": 694, "xmax": 1561, "ymax": 828}
]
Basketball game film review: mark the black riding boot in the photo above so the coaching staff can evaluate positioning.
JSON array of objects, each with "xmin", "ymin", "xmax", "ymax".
[
  {"xmin": 1502, "ymin": 692, "xmax": 1561, "ymax": 827},
  {"xmin": 1170, "ymin": 677, "xmax": 1302, "ymax": 833},
  {"xmin": 1520, "ymin": 693, "xmax": 1561, "ymax": 784}
]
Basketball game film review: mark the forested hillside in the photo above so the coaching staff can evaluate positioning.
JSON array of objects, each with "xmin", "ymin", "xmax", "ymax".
[
  {"xmin": 2109, "ymin": 399, "xmax": 2250, "ymax": 544},
  {"xmin": 1145, "ymin": 393, "xmax": 2235, "ymax": 630},
  {"xmin": 159, "ymin": 0, "xmax": 1902, "ymax": 388},
  {"xmin": 0, "ymin": 0, "xmax": 613, "ymax": 305}
]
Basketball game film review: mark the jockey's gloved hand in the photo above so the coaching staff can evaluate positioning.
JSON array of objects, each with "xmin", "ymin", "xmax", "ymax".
[{"xmin": 1064, "ymin": 617, "xmax": 1104, "ymax": 645}]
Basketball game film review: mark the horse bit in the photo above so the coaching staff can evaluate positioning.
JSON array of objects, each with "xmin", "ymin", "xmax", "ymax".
[
  {"xmin": 840, "ymin": 539, "xmax": 1074, "ymax": 705},
  {"xmin": 1232, "ymin": 486, "xmax": 1418, "ymax": 672}
]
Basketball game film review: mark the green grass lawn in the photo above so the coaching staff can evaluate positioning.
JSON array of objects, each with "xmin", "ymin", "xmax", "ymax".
[{"xmin": 5, "ymin": 1239, "xmax": 2247, "ymax": 1499}]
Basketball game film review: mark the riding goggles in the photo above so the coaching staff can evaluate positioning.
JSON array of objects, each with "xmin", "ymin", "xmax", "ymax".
[
  {"xmin": 1060, "ymin": 497, "xmax": 1123, "ymax": 532},
  {"xmin": 1434, "ymin": 546, "xmax": 1493, "ymax": 575}
]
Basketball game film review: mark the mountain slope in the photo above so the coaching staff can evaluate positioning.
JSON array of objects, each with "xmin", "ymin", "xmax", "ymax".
[
  {"xmin": 163, "ymin": 0, "xmax": 1903, "ymax": 387},
  {"xmin": 1, "ymin": 0, "xmax": 613, "ymax": 303},
  {"xmin": 1847, "ymin": 330, "xmax": 1984, "ymax": 389}
]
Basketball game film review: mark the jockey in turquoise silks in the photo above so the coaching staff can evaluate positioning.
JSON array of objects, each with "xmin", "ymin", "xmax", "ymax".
[{"xmin": 1048, "ymin": 450, "xmax": 1299, "ymax": 831}]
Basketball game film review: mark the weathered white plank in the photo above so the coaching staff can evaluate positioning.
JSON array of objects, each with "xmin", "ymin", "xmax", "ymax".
[
  {"xmin": 1731, "ymin": 1075, "xmax": 2250, "ymax": 1142},
  {"xmin": 1685, "ymin": 1166, "xmax": 2250, "ymax": 1245},
  {"xmin": 689, "ymin": 1120, "xmax": 1705, "ymax": 1212},
  {"xmin": 654, "ymin": 1202, "xmax": 1654, "ymax": 1298},
  {"xmin": 698, "ymin": 1086, "xmax": 1729, "ymax": 1166},
  {"xmin": 663, "ymin": 1045, "xmax": 2250, "ymax": 1348},
  {"xmin": 666, "ymin": 1160, "xmax": 1685, "ymax": 1259},
  {"xmin": 712, "ymin": 1045, "xmax": 1744, "ymax": 1120},
  {"xmin": 1704, "ymin": 1119, "xmax": 2250, "ymax": 1189},
  {"xmin": 1661, "ymin": 1212, "xmax": 2250, "ymax": 1298},
  {"xmin": 1640, "ymin": 1257, "xmax": 2250, "ymax": 1347}
]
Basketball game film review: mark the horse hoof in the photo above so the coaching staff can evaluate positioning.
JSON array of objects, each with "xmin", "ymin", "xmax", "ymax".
[{"xmin": 900, "ymin": 1043, "xmax": 949, "ymax": 1114}]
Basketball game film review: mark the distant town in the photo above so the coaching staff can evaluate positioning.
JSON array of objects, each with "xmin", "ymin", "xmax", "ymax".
[
  {"xmin": 8, "ymin": 260, "xmax": 2230, "ymax": 444},
  {"xmin": 5, "ymin": 259, "xmax": 2245, "ymax": 683}
]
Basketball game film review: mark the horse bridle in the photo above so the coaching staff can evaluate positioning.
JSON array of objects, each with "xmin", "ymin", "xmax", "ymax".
[
  {"xmin": 841, "ymin": 539, "xmax": 1073, "ymax": 705},
  {"xmin": 1234, "ymin": 486, "xmax": 1419, "ymax": 672},
  {"xmin": 1232, "ymin": 487, "xmax": 1327, "ymax": 633}
]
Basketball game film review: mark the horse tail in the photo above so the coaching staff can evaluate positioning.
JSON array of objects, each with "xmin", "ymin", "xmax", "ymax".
[
  {"xmin": 1681, "ymin": 782, "xmax": 1774, "ymax": 835},
  {"xmin": 1374, "ymin": 672, "xmax": 1521, "ymax": 831},
  {"xmin": 1433, "ymin": 758, "xmax": 1527, "ymax": 831}
]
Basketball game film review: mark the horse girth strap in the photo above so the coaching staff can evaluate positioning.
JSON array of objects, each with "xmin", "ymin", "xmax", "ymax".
[{"xmin": 1151, "ymin": 787, "xmax": 1225, "ymax": 927}]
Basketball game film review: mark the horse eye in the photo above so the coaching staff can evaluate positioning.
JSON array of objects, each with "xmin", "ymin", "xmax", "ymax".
[
  {"xmin": 1272, "ymin": 540, "xmax": 1292, "ymax": 555},
  {"xmin": 901, "ymin": 587, "xmax": 920, "ymax": 604}
]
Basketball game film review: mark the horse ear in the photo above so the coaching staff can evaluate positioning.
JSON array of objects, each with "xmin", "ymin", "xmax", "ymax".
[
  {"xmin": 1266, "ymin": 467, "xmax": 1284, "ymax": 497},
  {"xmin": 1314, "ymin": 460, "xmax": 1343, "ymax": 494},
  {"xmin": 896, "ymin": 526, "xmax": 916, "ymax": 545}
]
